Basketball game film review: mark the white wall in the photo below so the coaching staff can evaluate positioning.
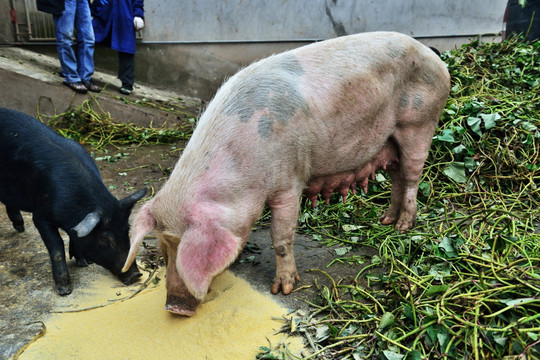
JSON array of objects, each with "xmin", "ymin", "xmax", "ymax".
[
  {"xmin": 1, "ymin": 0, "xmax": 510, "ymax": 99},
  {"xmin": 143, "ymin": 0, "xmax": 507, "ymax": 43}
]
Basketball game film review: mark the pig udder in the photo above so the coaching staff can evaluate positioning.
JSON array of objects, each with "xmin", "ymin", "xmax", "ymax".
[{"xmin": 304, "ymin": 139, "xmax": 400, "ymax": 206}]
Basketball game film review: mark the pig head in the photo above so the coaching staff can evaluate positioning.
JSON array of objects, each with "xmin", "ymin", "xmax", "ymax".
[
  {"xmin": 124, "ymin": 200, "xmax": 248, "ymax": 316},
  {"xmin": 122, "ymin": 31, "xmax": 450, "ymax": 315}
]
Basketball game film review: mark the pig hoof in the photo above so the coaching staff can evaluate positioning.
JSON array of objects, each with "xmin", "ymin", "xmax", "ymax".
[
  {"xmin": 75, "ymin": 258, "xmax": 89, "ymax": 267},
  {"xmin": 165, "ymin": 304, "xmax": 196, "ymax": 316},
  {"xmin": 395, "ymin": 220, "xmax": 414, "ymax": 233},
  {"xmin": 379, "ymin": 213, "xmax": 397, "ymax": 225},
  {"xmin": 56, "ymin": 283, "xmax": 73, "ymax": 296},
  {"xmin": 271, "ymin": 273, "xmax": 301, "ymax": 295},
  {"xmin": 13, "ymin": 223, "xmax": 25, "ymax": 232},
  {"xmin": 394, "ymin": 213, "xmax": 416, "ymax": 232}
]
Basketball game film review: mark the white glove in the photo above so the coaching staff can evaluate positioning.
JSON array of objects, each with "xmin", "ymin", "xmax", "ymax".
[{"xmin": 134, "ymin": 17, "xmax": 144, "ymax": 30}]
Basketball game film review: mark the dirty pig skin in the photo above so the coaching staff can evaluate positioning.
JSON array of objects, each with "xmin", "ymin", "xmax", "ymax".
[
  {"xmin": 123, "ymin": 31, "xmax": 450, "ymax": 316},
  {"xmin": 0, "ymin": 108, "xmax": 147, "ymax": 295}
]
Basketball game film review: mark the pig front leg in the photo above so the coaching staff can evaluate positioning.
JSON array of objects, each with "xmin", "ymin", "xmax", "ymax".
[
  {"xmin": 268, "ymin": 190, "xmax": 301, "ymax": 295},
  {"xmin": 6, "ymin": 206, "xmax": 25, "ymax": 232},
  {"xmin": 33, "ymin": 216, "xmax": 72, "ymax": 295}
]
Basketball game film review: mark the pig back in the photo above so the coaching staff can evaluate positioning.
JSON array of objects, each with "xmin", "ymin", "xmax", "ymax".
[
  {"xmin": 161, "ymin": 32, "xmax": 449, "ymax": 208},
  {"xmin": 0, "ymin": 108, "xmax": 113, "ymax": 218},
  {"xmin": 288, "ymin": 31, "xmax": 449, "ymax": 177}
]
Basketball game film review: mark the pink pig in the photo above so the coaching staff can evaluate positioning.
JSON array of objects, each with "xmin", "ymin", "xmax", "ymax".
[{"xmin": 122, "ymin": 31, "xmax": 450, "ymax": 316}]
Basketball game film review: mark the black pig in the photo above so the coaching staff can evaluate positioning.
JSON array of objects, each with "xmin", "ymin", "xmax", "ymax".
[{"xmin": 0, "ymin": 108, "xmax": 146, "ymax": 295}]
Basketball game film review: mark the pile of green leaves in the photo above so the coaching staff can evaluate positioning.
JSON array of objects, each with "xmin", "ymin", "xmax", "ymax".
[
  {"xmin": 41, "ymin": 98, "xmax": 195, "ymax": 149},
  {"xmin": 262, "ymin": 37, "xmax": 539, "ymax": 359}
]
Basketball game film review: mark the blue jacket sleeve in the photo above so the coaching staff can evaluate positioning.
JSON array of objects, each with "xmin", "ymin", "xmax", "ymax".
[
  {"xmin": 132, "ymin": 0, "xmax": 144, "ymax": 19},
  {"xmin": 91, "ymin": 0, "xmax": 113, "ymax": 44},
  {"xmin": 36, "ymin": 0, "xmax": 65, "ymax": 15}
]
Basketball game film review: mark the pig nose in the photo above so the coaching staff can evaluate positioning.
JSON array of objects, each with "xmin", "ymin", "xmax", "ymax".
[
  {"xmin": 118, "ymin": 263, "xmax": 142, "ymax": 285},
  {"xmin": 165, "ymin": 293, "xmax": 200, "ymax": 316},
  {"xmin": 120, "ymin": 270, "xmax": 142, "ymax": 285}
]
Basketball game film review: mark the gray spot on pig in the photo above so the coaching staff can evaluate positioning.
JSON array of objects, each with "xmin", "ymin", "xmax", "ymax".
[
  {"xmin": 223, "ymin": 54, "xmax": 310, "ymax": 138},
  {"xmin": 412, "ymin": 94, "xmax": 424, "ymax": 110},
  {"xmin": 419, "ymin": 70, "xmax": 441, "ymax": 89},
  {"xmin": 399, "ymin": 92, "xmax": 424, "ymax": 110},
  {"xmin": 399, "ymin": 92, "xmax": 409, "ymax": 108},
  {"xmin": 235, "ymin": 107, "xmax": 255, "ymax": 124},
  {"xmin": 258, "ymin": 115, "xmax": 274, "ymax": 138}
]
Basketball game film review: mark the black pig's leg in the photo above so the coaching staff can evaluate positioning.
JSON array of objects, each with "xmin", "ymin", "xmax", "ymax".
[
  {"xmin": 6, "ymin": 206, "xmax": 25, "ymax": 232},
  {"xmin": 69, "ymin": 238, "xmax": 89, "ymax": 267},
  {"xmin": 33, "ymin": 216, "xmax": 72, "ymax": 295}
]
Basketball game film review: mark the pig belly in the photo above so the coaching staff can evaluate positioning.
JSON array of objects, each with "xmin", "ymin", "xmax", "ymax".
[{"xmin": 304, "ymin": 139, "xmax": 399, "ymax": 206}]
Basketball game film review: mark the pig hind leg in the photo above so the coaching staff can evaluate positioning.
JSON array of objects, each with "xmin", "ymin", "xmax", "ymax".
[
  {"xmin": 380, "ymin": 120, "xmax": 437, "ymax": 231},
  {"xmin": 268, "ymin": 189, "xmax": 301, "ymax": 295},
  {"xmin": 378, "ymin": 165, "xmax": 403, "ymax": 225},
  {"xmin": 6, "ymin": 206, "xmax": 25, "ymax": 232}
]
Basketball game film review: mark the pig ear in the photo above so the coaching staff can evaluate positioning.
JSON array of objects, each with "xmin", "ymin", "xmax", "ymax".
[
  {"xmin": 122, "ymin": 201, "xmax": 156, "ymax": 272},
  {"xmin": 176, "ymin": 224, "xmax": 242, "ymax": 300},
  {"xmin": 72, "ymin": 211, "xmax": 101, "ymax": 238},
  {"xmin": 120, "ymin": 188, "xmax": 148, "ymax": 210},
  {"xmin": 120, "ymin": 188, "xmax": 148, "ymax": 211}
]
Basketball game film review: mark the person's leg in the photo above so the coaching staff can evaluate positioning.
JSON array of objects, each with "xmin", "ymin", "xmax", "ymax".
[
  {"xmin": 53, "ymin": 0, "xmax": 83, "ymax": 87},
  {"xmin": 118, "ymin": 51, "xmax": 135, "ymax": 94},
  {"xmin": 74, "ymin": 0, "xmax": 101, "ymax": 91}
]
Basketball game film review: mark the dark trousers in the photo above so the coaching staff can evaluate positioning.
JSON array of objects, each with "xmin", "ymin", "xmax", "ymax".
[{"xmin": 118, "ymin": 51, "xmax": 135, "ymax": 90}]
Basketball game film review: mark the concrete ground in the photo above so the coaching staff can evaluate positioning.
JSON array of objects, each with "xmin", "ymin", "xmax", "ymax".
[
  {"xmin": 0, "ymin": 47, "xmax": 380, "ymax": 359},
  {"xmin": 0, "ymin": 46, "xmax": 202, "ymax": 127}
]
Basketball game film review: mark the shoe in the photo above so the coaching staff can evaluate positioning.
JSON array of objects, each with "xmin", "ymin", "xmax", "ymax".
[
  {"xmin": 83, "ymin": 80, "xmax": 102, "ymax": 93},
  {"xmin": 119, "ymin": 87, "xmax": 132, "ymax": 95},
  {"xmin": 63, "ymin": 81, "xmax": 87, "ymax": 94}
]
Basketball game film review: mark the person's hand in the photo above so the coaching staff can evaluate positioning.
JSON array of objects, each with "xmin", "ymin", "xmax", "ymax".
[{"xmin": 134, "ymin": 17, "xmax": 144, "ymax": 30}]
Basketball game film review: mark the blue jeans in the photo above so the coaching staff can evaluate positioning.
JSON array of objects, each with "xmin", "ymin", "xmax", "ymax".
[{"xmin": 53, "ymin": 0, "xmax": 95, "ymax": 84}]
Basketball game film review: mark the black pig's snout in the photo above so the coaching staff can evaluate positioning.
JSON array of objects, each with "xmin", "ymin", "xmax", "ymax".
[
  {"xmin": 118, "ymin": 263, "xmax": 142, "ymax": 285},
  {"xmin": 120, "ymin": 271, "xmax": 142, "ymax": 285}
]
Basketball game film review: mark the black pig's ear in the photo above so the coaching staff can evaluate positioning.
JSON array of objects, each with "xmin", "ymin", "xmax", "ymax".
[
  {"xmin": 72, "ymin": 212, "xmax": 101, "ymax": 237},
  {"xmin": 120, "ymin": 188, "xmax": 148, "ymax": 211}
]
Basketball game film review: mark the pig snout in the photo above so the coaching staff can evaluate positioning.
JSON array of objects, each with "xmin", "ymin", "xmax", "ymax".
[
  {"xmin": 165, "ymin": 293, "xmax": 201, "ymax": 317},
  {"xmin": 117, "ymin": 261, "xmax": 142, "ymax": 285},
  {"xmin": 165, "ymin": 264, "xmax": 201, "ymax": 316}
]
